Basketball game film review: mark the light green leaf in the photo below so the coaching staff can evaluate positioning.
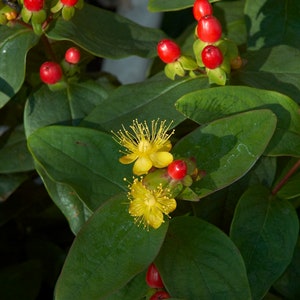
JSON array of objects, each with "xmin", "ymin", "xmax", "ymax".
[
  {"xmin": 54, "ymin": 194, "xmax": 168, "ymax": 300},
  {"xmin": 27, "ymin": 125, "xmax": 132, "ymax": 211},
  {"xmin": 230, "ymin": 185, "xmax": 299, "ymax": 300},
  {"xmin": 173, "ymin": 109, "xmax": 277, "ymax": 198},
  {"xmin": 0, "ymin": 25, "xmax": 39, "ymax": 108},
  {"xmin": 155, "ymin": 216, "xmax": 251, "ymax": 299},
  {"xmin": 176, "ymin": 85, "xmax": 300, "ymax": 156},
  {"xmin": 46, "ymin": 3, "xmax": 166, "ymax": 59}
]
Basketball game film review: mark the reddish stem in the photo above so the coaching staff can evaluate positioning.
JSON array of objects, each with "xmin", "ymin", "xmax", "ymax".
[
  {"xmin": 41, "ymin": 34, "xmax": 57, "ymax": 61},
  {"xmin": 271, "ymin": 159, "xmax": 300, "ymax": 195}
]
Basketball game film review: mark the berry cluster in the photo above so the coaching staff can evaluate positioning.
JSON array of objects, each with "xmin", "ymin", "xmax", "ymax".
[
  {"xmin": 39, "ymin": 47, "xmax": 81, "ymax": 88},
  {"xmin": 156, "ymin": 0, "xmax": 242, "ymax": 85},
  {"xmin": 146, "ymin": 263, "xmax": 170, "ymax": 299}
]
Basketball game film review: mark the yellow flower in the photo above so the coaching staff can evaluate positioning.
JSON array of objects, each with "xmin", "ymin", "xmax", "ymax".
[
  {"xmin": 128, "ymin": 178, "xmax": 177, "ymax": 229},
  {"xmin": 113, "ymin": 119, "xmax": 174, "ymax": 175}
]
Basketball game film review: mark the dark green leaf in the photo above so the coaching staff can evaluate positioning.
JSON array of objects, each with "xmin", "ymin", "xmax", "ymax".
[
  {"xmin": 54, "ymin": 194, "xmax": 168, "ymax": 300},
  {"xmin": 0, "ymin": 173, "xmax": 27, "ymax": 203},
  {"xmin": 173, "ymin": 109, "xmax": 277, "ymax": 198},
  {"xmin": 273, "ymin": 238, "xmax": 300, "ymax": 299},
  {"xmin": 46, "ymin": 3, "xmax": 165, "ymax": 59},
  {"xmin": 0, "ymin": 25, "xmax": 39, "ymax": 108},
  {"xmin": 176, "ymin": 85, "xmax": 300, "ymax": 156},
  {"xmin": 82, "ymin": 73, "xmax": 210, "ymax": 132},
  {"xmin": 27, "ymin": 125, "xmax": 132, "ymax": 211},
  {"xmin": 24, "ymin": 81, "xmax": 108, "ymax": 137},
  {"xmin": 155, "ymin": 216, "xmax": 251, "ymax": 299},
  {"xmin": 230, "ymin": 185, "xmax": 299, "ymax": 300},
  {"xmin": 245, "ymin": 0, "xmax": 300, "ymax": 49},
  {"xmin": 148, "ymin": 0, "xmax": 194, "ymax": 12}
]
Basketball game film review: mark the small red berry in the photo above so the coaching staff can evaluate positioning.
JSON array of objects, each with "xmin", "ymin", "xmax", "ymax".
[
  {"xmin": 40, "ymin": 62, "xmax": 63, "ymax": 85},
  {"xmin": 146, "ymin": 263, "xmax": 164, "ymax": 289},
  {"xmin": 197, "ymin": 15, "xmax": 222, "ymax": 43},
  {"xmin": 167, "ymin": 160, "xmax": 188, "ymax": 180},
  {"xmin": 65, "ymin": 47, "xmax": 81, "ymax": 64},
  {"xmin": 201, "ymin": 45, "xmax": 223, "ymax": 69},
  {"xmin": 150, "ymin": 291, "xmax": 170, "ymax": 300},
  {"xmin": 24, "ymin": 0, "xmax": 44, "ymax": 11},
  {"xmin": 60, "ymin": 0, "xmax": 78, "ymax": 6},
  {"xmin": 193, "ymin": 0, "xmax": 213, "ymax": 20},
  {"xmin": 157, "ymin": 39, "xmax": 181, "ymax": 64}
]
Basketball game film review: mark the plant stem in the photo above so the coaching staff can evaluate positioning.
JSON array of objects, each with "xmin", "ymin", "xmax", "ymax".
[
  {"xmin": 271, "ymin": 159, "xmax": 300, "ymax": 195},
  {"xmin": 41, "ymin": 34, "xmax": 57, "ymax": 61}
]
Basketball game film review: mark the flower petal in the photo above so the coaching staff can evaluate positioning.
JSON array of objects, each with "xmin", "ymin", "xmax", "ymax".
[
  {"xmin": 145, "ymin": 207, "xmax": 164, "ymax": 229},
  {"xmin": 119, "ymin": 153, "xmax": 138, "ymax": 164},
  {"xmin": 150, "ymin": 151, "xmax": 173, "ymax": 168},
  {"xmin": 133, "ymin": 157, "xmax": 153, "ymax": 175}
]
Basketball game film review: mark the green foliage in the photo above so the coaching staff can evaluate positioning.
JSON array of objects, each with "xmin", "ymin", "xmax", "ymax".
[{"xmin": 1, "ymin": 0, "xmax": 300, "ymax": 299}]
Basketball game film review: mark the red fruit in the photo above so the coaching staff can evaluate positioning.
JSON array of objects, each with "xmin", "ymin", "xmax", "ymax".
[
  {"xmin": 193, "ymin": 0, "xmax": 213, "ymax": 20},
  {"xmin": 197, "ymin": 15, "xmax": 222, "ymax": 43},
  {"xmin": 157, "ymin": 39, "xmax": 181, "ymax": 64},
  {"xmin": 150, "ymin": 291, "xmax": 170, "ymax": 300},
  {"xmin": 167, "ymin": 160, "xmax": 187, "ymax": 180},
  {"xmin": 146, "ymin": 263, "xmax": 164, "ymax": 289},
  {"xmin": 24, "ymin": 0, "xmax": 44, "ymax": 11},
  {"xmin": 60, "ymin": 0, "xmax": 78, "ymax": 6},
  {"xmin": 65, "ymin": 47, "xmax": 81, "ymax": 64},
  {"xmin": 201, "ymin": 45, "xmax": 223, "ymax": 69},
  {"xmin": 40, "ymin": 62, "xmax": 63, "ymax": 84}
]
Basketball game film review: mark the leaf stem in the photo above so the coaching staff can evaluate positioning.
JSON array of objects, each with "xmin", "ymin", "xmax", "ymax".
[{"xmin": 271, "ymin": 159, "xmax": 300, "ymax": 195}]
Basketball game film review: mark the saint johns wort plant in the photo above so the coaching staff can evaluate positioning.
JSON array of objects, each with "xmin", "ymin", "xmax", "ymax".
[{"xmin": 1, "ymin": 0, "xmax": 300, "ymax": 299}]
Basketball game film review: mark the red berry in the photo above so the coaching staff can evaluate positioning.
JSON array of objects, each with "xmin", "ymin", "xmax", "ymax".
[
  {"xmin": 65, "ymin": 47, "xmax": 81, "ymax": 64},
  {"xmin": 167, "ymin": 160, "xmax": 187, "ymax": 180},
  {"xmin": 157, "ymin": 39, "xmax": 181, "ymax": 64},
  {"xmin": 201, "ymin": 45, "xmax": 223, "ymax": 69},
  {"xmin": 24, "ymin": 0, "xmax": 44, "ymax": 11},
  {"xmin": 146, "ymin": 263, "xmax": 164, "ymax": 289},
  {"xmin": 193, "ymin": 0, "xmax": 213, "ymax": 20},
  {"xmin": 197, "ymin": 15, "xmax": 222, "ymax": 43},
  {"xmin": 150, "ymin": 291, "xmax": 170, "ymax": 300},
  {"xmin": 40, "ymin": 62, "xmax": 63, "ymax": 85},
  {"xmin": 60, "ymin": 0, "xmax": 78, "ymax": 6}
]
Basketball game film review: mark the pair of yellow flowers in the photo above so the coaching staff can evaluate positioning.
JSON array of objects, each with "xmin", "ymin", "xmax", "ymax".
[{"xmin": 113, "ymin": 119, "xmax": 177, "ymax": 230}]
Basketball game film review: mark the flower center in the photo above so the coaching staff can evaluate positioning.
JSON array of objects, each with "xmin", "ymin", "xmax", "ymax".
[
  {"xmin": 145, "ymin": 193, "xmax": 156, "ymax": 207},
  {"xmin": 138, "ymin": 139, "xmax": 152, "ymax": 154}
]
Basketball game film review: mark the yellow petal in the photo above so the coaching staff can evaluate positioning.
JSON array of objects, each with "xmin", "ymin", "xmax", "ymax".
[
  {"xmin": 158, "ymin": 140, "xmax": 172, "ymax": 152},
  {"xmin": 133, "ymin": 157, "xmax": 153, "ymax": 175},
  {"xmin": 119, "ymin": 153, "xmax": 138, "ymax": 164},
  {"xmin": 145, "ymin": 207, "xmax": 164, "ymax": 229},
  {"xmin": 160, "ymin": 198, "xmax": 177, "ymax": 214},
  {"xmin": 150, "ymin": 151, "xmax": 173, "ymax": 168}
]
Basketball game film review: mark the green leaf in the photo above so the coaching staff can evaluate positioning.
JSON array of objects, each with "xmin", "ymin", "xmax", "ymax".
[
  {"xmin": 46, "ymin": 3, "xmax": 166, "ymax": 59},
  {"xmin": 245, "ymin": 0, "xmax": 300, "ymax": 50},
  {"xmin": 176, "ymin": 85, "xmax": 300, "ymax": 156},
  {"xmin": 230, "ymin": 185, "xmax": 299, "ymax": 300},
  {"xmin": 24, "ymin": 81, "xmax": 108, "ymax": 137},
  {"xmin": 54, "ymin": 194, "xmax": 168, "ymax": 300},
  {"xmin": 0, "ymin": 125, "xmax": 34, "ymax": 173},
  {"xmin": 155, "ymin": 216, "xmax": 251, "ymax": 299},
  {"xmin": 173, "ymin": 109, "xmax": 277, "ymax": 198},
  {"xmin": 0, "ymin": 25, "xmax": 39, "ymax": 108},
  {"xmin": 231, "ymin": 46, "xmax": 300, "ymax": 104},
  {"xmin": 273, "ymin": 238, "xmax": 300, "ymax": 299},
  {"xmin": 82, "ymin": 73, "xmax": 210, "ymax": 132},
  {"xmin": 148, "ymin": 0, "xmax": 194, "ymax": 12},
  {"xmin": 27, "ymin": 125, "xmax": 132, "ymax": 211},
  {"xmin": 35, "ymin": 162, "xmax": 92, "ymax": 235}
]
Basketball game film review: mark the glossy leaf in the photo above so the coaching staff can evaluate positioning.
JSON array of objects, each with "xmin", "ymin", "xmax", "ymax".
[
  {"xmin": 230, "ymin": 185, "xmax": 299, "ymax": 300},
  {"xmin": 35, "ymin": 162, "xmax": 92, "ymax": 235},
  {"xmin": 176, "ymin": 85, "xmax": 300, "ymax": 156},
  {"xmin": 0, "ymin": 125, "xmax": 34, "ymax": 173},
  {"xmin": 245, "ymin": 0, "xmax": 300, "ymax": 50},
  {"xmin": 82, "ymin": 73, "xmax": 209, "ymax": 132},
  {"xmin": 46, "ymin": 3, "xmax": 165, "ymax": 59},
  {"xmin": 0, "ymin": 25, "xmax": 39, "ymax": 108},
  {"xmin": 24, "ymin": 81, "xmax": 108, "ymax": 137},
  {"xmin": 54, "ymin": 194, "xmax": 168, "ymax": 300},
  {"xmin": 27, "ymin": 125, "xmax": 132, "ymax": 211},
  {"xmin": 155, "ymin": 216, "xmax": 251, "ymax": 299},
  {"xmin": 173, "ymin": 109, "xmax": 277, "ymax": 198}
]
